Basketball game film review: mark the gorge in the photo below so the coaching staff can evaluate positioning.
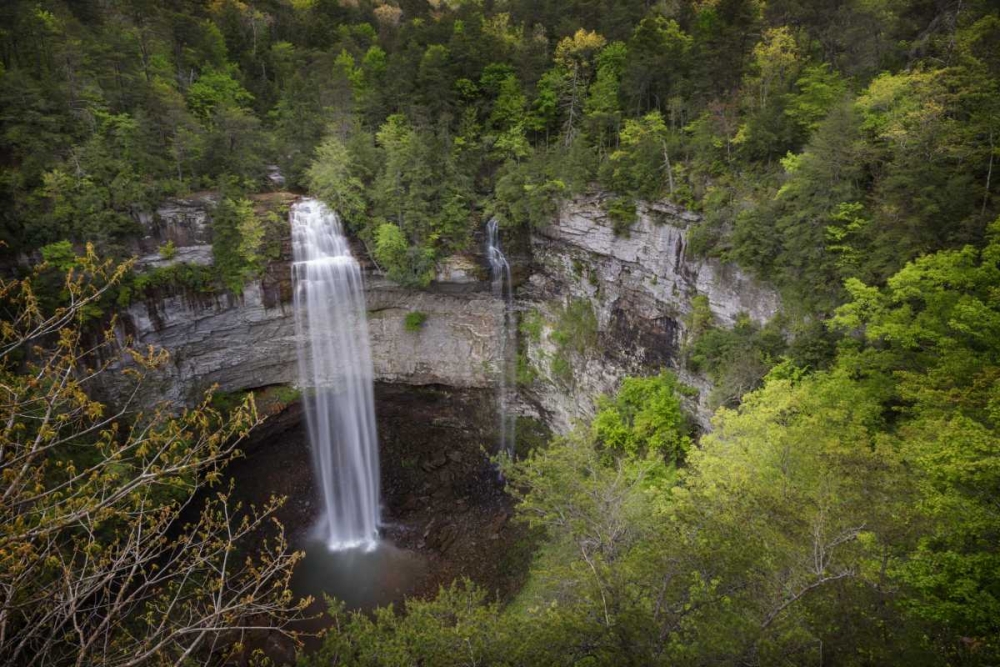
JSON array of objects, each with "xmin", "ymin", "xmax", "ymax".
[
  {"xmin": 103, "ymin": 189, "xmax": 782, "ymax": 625},
  {"xmin": 5, "ymin": 2, "xmax": 998, "ymax": 663}
]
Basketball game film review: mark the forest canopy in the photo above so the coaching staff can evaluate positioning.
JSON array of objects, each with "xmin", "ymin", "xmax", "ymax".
[{"xmin": 3, "ymin": 0, "xmax": 997, "ymax": 299}]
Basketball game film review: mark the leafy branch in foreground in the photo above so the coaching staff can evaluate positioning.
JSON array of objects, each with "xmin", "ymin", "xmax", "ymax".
[{"xmin": 0, "ymin": 247, "xmax": 308, "ymax": 666}]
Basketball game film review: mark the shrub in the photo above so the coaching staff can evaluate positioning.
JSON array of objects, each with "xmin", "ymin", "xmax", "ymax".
[
  {"xmin": 158, "ymin": 240, "xmax": 177, "ymax": 260},
  {"xmin": 605, "ymin": 196, "xmax": 637, "ymax": 236},
  {"xmin": 552, "ymin": 298, "xmax": 598, "ymax": 355},
  {"xmin": 550, "ymin": 354, "xmax": 573, "ymax": 386},
  {"xmin": 404, "ymin": 311, "xmax": 428, "ymax": 332},
  {"xmin": 520, "ymin": 309, "xmax": 544, "ymax": 343},
  {"xmin": 212, "ymin": 197, "xmax": 284, "ymax": 294},
  {"xmin": 0, "ymin": 252, "xmax": 306, "ymax": 665},
  {"xmin": 212, "ymin": 196, "xmax": 260, "ymax": 293},
  {"xmin": 516, "ymin": 350, "xmax": 538, "ymax": 386},
  {"xmin": 687, "ymin": 314, "xmax": 786, "ymax": 409}
]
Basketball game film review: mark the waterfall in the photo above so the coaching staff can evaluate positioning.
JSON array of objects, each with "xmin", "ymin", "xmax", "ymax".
[
  {"xmin": 486, "ymin": 218, "xmax": 516, "ymax": 457},
  {"xmin": 291, "ymin": 199, "xmax": 380, "ymax": 551}
]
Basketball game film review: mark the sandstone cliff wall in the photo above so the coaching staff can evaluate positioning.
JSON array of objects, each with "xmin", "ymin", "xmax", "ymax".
[
  {"xmin": 517, "ymin": 193, "xmax": 779, "ymax": 430},
  {"xmin": 117, "ymin": 191, "xmax": 779, "ymax": 431}
]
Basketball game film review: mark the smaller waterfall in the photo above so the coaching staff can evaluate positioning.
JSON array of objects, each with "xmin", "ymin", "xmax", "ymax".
[
  {"xmin": 486, "ymin": 218, "xmax": 517, "ymax": 457},
  {"xmin": 292, "ymin": 199, "xmax": 380, "ymax": 551}
]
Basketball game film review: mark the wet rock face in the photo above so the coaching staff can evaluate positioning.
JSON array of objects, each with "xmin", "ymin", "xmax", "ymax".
[
  {"xmin": 518, "ymin": 194, "xmax": 780, "ymax": 430},
  {"xmin": 110, "ymin": 192, "xmax": 505, "ymax": 407},
  {"xmin": 366, "ymin": 282, "xmax": 503, "ymax": 388}
]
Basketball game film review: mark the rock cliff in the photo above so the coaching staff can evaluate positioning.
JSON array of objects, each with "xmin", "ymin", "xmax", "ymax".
[
  {"xmin": 114, "ymin": 193, "xmax": 503, "ymax": 407},
  {"xmin": 517, "ymin": 193, "xmax": 779, "ymax": 430},
  {"xmin": 116, "ymin": 191, "xmax": 779, "ymax": 431},
  {"xmin": 121, "ymin": 277, "xmax": 504, "ymax": 406}
]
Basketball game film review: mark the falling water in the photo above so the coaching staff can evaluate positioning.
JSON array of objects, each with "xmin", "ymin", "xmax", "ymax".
[
  {"xmin": 486, "ymin": 218, "xmax": 516, "ymax": 457},
  {"xmin": 291, "ymin": 199, "xmax": 380, "ymax": 551}
]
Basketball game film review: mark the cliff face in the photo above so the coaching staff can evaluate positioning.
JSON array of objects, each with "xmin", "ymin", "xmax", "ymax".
[
  {"xmin": 518, "ymin": 194, "xmax": 780, "ymax": 430},
  {"xmin": 117, "ymin": 192, "xmax": 778, "ymax": 431},
  {"xmin": 115, "ymin": 193, "xmax": 503, "ymax": 407},
  {"xmin": 121, "ymin": 278, "xmax": 504, "ymax": 406}
]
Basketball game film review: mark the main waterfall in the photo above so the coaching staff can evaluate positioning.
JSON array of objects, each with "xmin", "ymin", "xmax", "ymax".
[
  {"xmin": 486, "ymin": 218, "xmax": 516, "ymax": 457},
  {"xmin": 291, "ymin": 199, "xmax": 380, "ymax": 551}
]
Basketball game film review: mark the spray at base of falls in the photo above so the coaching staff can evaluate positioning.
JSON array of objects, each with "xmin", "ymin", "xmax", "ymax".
[
  {"xmin": 292, "ymin": 199, "xmax": 380, "ymax": 552},
  {"xmin": 486, "ymin": 218, "xmax": 516, "ymax": 458}
]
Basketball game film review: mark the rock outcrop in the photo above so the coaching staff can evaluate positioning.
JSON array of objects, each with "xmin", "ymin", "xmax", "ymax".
[
  {"xmin": 518, "ymin": 194, "xmax": 780, "ymax": 430},
  {"xmin": 120, "ymin": 278, "xmax": 504, "ymax": 407},
  {"xmin": 134, "ymin": 192, "xmax": 220, "ymax": 255}
]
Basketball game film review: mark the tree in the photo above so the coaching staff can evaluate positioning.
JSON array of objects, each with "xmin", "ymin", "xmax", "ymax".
[
  {"xmin": 483, "ymin": 67, "xmax": 530, "ymax": 160},
  {"xmin": 551, "ymin": 29, "xmax": 607, "ymax": 147},
  {"xmin": 668, "ymin": 366, "xmax": 915, "ymax": 664},
  {"xmin": 621, "ymin": 16, "xmax": 692, "ymax": 115},
  {"xmin": 0, "ymin": 249, "xmax": 307, "ymax": 666},
  {"xmin": 301, "ymin": 581, "xmax": 513, "ymax": 667},
  {"xmin": 305, "ymin": 135, "xmax": 367, "ymax": 224},
  {"xmin": 592, "ymin": 371, "xmax": 692, "ymax": 463},
  {"xmin": 733, "ymin": 25, "xmax": 805, "ymax": 159},
  {"xmin": 833, "ymin": 221, "xmax": 1000, "ymax": 655},
  {"xmin": 584, "ymin": 41, "xmax": 627, "ymax": 152},
  {"xmin": 730, "ymin": 100, "xmax": 867, "ymax": 308},
  {"xmin": 604, "ymin": 110, "xmax": 681, "ymax": 201},
  {"xmin": 502, "ymin": 430, "xmax": 675, "ymax": 665},
  {"xmin": 186, "ymin": 67, "xmax": 254, "ymax": 121},
  {"xmin": 373, "ymin": 222, "xmax": 435, "ymax": 288}
]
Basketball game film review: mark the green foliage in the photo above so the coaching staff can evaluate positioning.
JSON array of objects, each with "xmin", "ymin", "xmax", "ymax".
[
  {"xmin": 829, "ymin": 221, "xmax": 1000, "ymax": 646},
  {"xmin": 544, "ymin": 298, "xmax": 598, "ymax": 387},
  {"xmin": 519, "ymin": 309, "xmax": 544, "ymax": 343},
  {"xmin": 622, "ymin": 16, "xmax": 692, "ymax": 115},
  {"xmin": 301, "ymin": 581, "xmax": 512, "ymax": 667},
  {"xmin": 785, "ymin": 63, "xmax": 848, "ymax": 134},
  {"xmin": 513, "ymin": 416, "xmax": 551, "ymax": 459},
  {"xmin": 592, "ymin": 372, "xmax": 692, "ymax": 462},
  {"xmin": 515, "ymin": 350, "xmax": 538, "ymax": 387},
  {"xmin": 549, "ymin": 354, "xmax": 573, "ymax": 386},
  {"xmin": 490, "ymin": 152, "xmax": 568, "ymax": 229},
  {"xmin": 5, "ymin": 2, "xmax": 1000, "ymax": 662},
  {"xmin": 212, "ymin": 384, "xmax": 301, "ymax": 415},
  {"xmin": 212, "ymin": 197, "xmax": 271, "ymax": 293},
  {"xmin": 684, "ymin": 294, "xmax": 715, "ymax": 342},
  {"xmin": 687, "ymin": 314, "xmax": 787, "ymax": 409},
  {"xmin": 158, "ymin": 240, "xmax": 177, "ymax": 260},
  {"xmin": 403, "ymin": 311, "xmax": 428, "ymax": 332},
  {"xmin": 40, "ymin": 240, "xmax": 77, "ymax": 271},
  {"xmin": 7, "ymin": 0, "xmax": 987, "ymax": 310},
  {"xmin": 0, "ymin": 254, "xmax": 304, "ymax": 665},
  {"xmin": 186, "ymin": 68, "xmax": 254, "ymax": 121},
  {"xmin": 604, "ymin": 196, "xmax": 637, "ymax": 235},
  {"xmin": 374, "ymin": 223, "xmax": 435, "ymax": 288},
  {"xmin": 130, "ymin": 263, "xmax": 217, "ymax": 298},
  {"xmin": 305, "ymin": 136, "xmax": 367, "ymax": 224},
  {"xmin": 603, "ymin": 111, "xmax": 677, "ymax": 201},
  {"xmin": 550, "ymin": 298, "xmax": 598, "ymax": 355}
]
